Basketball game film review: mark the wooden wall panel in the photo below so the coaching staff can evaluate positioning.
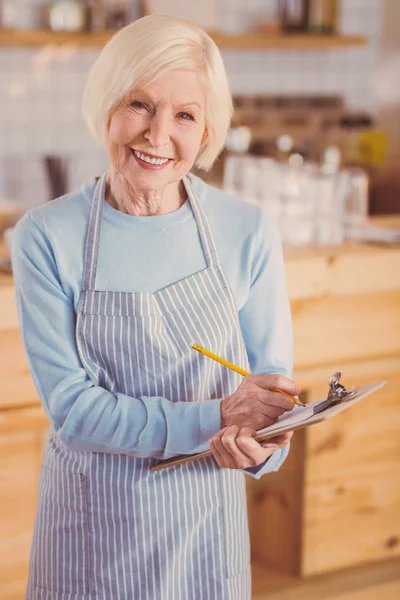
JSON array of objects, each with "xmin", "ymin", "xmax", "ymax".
[
  {"xmin": 301, "ymin": 360, "xmax": 400, "ymax": 575},
  {"xmin": 0, "ymin": 286, "xmax": 18, "ymax": 330},
  {"xmin": 252, "ymin": 556, "xmax": 400, "ymax": 600},
  {"xmin": 292, "ymin": 292, "xmax": 400, "ymax": 369},
  {"xmin": 0, "ymin": 329, "xmax": 38, "ymax": 411},
  {"xmin": 248, "ymin": 355, "xmax": 400, "ymax": 577},
  {"xmin": 285, "ymin": 242, "xmax": 400, "ymax": 301},
  {"xmin": 302, "ymin": 467, "xmax": 400, "ymax": 575},
  {"xmin": 305, "ymin": 363, "xmax": 400, "ymax": 480},
  {"xmin": 0, "ymin": 430, "xmax": 45, "ymax": 600},
  {"xmin": 247, "ymin": 429, "xmax": 306, "ymax": 575}
]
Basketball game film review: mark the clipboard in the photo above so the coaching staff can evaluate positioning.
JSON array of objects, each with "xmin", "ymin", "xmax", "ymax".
[{"xmin": 151, "ymin": 373, "xmax": 387, "ymax": 472}]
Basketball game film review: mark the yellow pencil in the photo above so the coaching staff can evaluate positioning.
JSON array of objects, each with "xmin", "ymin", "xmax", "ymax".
[{"xmin": 192, "ymin": 343, "xmax": 305, "ymax": 407}]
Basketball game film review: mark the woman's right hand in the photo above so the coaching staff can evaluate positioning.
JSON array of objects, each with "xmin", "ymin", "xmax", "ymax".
[{"xmin": 220, "ymin": 374, "xmax": 301, "ymax": 431}]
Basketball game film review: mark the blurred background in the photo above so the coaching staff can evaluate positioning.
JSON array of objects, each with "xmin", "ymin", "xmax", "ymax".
[{"xmin": 0, "ymin": 1, "xmax": 399, "ymax": 599}]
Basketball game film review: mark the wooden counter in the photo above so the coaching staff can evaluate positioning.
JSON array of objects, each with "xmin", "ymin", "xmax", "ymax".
[
  {"xmin": 1, "ymin": 217, "xmax": 400, "ymax": 598},
  {"xmin": 248, "ymin": 217, "xmax": 400, "ymax": 579}
]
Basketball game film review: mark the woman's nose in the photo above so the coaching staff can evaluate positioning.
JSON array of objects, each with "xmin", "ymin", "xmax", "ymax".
[{"xmin": 144, "ymin": 114, "xmax": 170, "ymax": 150}]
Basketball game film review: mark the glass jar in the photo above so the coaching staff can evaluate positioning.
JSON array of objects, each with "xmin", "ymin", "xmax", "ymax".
[
  {"xmin": 49, "ymin": 0, "xmax": 86, "ymax": 32},
  {"xmin": 279, "ymin": 0, "xmax": 308, "ymax": 33},
  {"xmin": 1, "ymin": 0, "xmax": 42, "ymax": 30},
  {"xmin": 342, "ymin": 168, "xmax": 369, "ymax": 240}
]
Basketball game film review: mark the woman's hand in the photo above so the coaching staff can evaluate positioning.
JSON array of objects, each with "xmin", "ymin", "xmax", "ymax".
[
  {"xmin": 209, "ymin": 426, "xmax": 293, "ymax": 470},
  {"xmin": 220, "ymin": 373, "xmax": 300, "ymax": 431}
]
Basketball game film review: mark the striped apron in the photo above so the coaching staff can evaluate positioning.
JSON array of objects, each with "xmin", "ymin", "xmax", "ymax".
[{"xmin": 26, "ymin": 172, "xmax": 252, "ymax": 600}]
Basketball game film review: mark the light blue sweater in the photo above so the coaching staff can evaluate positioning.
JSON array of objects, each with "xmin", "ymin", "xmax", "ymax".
[{"xmin": 11, "ymin": 174, "xmax": 293, "ymax": 479}]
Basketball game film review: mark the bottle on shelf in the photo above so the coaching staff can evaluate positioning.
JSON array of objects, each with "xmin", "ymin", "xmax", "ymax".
[
  {"xmin": 279, "ymin": 0, "xmax": 308, "ymax": 33},
  {"xmin": 81, "ymin": 1, "xmax": 107, "ymax": 31},
  {"xmin": 307, "ymin": 0, "xmax": 337, "ymax": 34},
  {"xmin": 339, "ymin": 113, "xmax": 374, "ymax": 167},
  {"xmin": 105, "ymin": 0, "xmax": 129, "ymax": 30}
]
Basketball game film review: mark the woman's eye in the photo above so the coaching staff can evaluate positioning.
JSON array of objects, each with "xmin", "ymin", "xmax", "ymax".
[
  {"xmin": 178, "ymin": 112, "xmax": 194, "ymax": 121},
  {"xmin": 130, "ymin": 101, "xmax": 146, "ymax": 110}
]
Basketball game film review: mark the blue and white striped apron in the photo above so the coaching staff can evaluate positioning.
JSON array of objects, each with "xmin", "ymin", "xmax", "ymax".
[{"xmin": 26, "ymin": 172, "xmax": 252, "ymax": 599}]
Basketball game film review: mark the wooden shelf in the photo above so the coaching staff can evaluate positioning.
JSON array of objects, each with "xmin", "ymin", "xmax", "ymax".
[
  {"xmin": 211, "ymin": 32, "xmax": 366, "ymax": 50},
  {"xmin": 0, "ymin": 29, "xmax": 366, "ymax": 50},
  {"xmin": 0, "ymin": 29, "xmax": 112, "ymax": 48}
]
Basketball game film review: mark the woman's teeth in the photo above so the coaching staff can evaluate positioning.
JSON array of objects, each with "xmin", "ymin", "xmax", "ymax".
[{"xmin": 134, "ymin": 150, "xmax": 169, "ymax": 165}]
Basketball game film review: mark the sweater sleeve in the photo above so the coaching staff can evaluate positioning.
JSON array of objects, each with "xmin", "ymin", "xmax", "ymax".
[
  {"xmin": 11, "ymin": 213, "xmax": 222, "ymax": 460},
  {"xmin": 239, "ymin": 213, "xmax": 294, "ymax": 479}
]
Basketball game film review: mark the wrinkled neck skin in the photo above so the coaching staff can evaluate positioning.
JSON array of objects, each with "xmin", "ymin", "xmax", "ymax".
[{"xmin": 105, "ymin": 166, "xmax": 186, "ymax": 216}]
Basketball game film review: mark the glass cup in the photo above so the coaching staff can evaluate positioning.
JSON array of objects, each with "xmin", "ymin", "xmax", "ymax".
[{"xmin": 342, "ymin": 168, "xmax": 369, "ymax": 240}]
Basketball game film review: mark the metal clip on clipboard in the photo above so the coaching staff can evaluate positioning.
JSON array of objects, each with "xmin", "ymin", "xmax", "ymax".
[{"xmin": 312, "ymin": 372, "xmax": 356, "ymax": 415}]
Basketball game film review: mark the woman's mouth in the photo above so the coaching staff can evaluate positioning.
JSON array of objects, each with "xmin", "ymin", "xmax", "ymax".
[{"xmin": 130, "ymin": 149, "xmax": 173, "ymax": 170}]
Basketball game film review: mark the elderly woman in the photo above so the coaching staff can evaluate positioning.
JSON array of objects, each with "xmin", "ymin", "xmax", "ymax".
[{"xmin": 12, "ymin": 14, "xmax": 299, "ymax": 600}]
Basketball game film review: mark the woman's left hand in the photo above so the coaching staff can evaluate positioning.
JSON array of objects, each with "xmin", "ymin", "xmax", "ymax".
[{"xmin": 209, "ymin": 426, "xmax": 293, "ymax": 470}]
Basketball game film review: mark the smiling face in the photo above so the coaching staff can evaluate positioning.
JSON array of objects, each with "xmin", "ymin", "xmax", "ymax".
[{"xmin": 107, "ymin": 68, "xmax": 207, "ymax": 193}]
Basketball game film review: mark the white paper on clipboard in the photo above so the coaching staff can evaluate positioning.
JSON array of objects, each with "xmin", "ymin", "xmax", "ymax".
[{"xmin": 255, "ymin": 380, "xmax": 387, "ymax": 441}]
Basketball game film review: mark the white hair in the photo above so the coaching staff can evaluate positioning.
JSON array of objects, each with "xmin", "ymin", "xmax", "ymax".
[{"xmin": 82, "ymin": 14, "xmax": 233, "ymax": 171}]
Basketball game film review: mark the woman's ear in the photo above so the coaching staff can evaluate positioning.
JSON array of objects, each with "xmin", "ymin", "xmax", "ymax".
[{"xmin": 201, "ymin": 129, "xmax": 208, "ymax": 146}]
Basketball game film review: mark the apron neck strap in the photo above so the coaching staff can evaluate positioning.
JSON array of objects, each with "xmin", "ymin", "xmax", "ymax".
[
  {"xmin": 82, "ymin": 171, "xmax": 107, "ymax": 291},
  {"xmin": 182, "ymin": 174, "xmax": 219, "ymax": 268},
  {"xmin": 82, "ymin": 172, "xmax": 219, "ymax": 292}
]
